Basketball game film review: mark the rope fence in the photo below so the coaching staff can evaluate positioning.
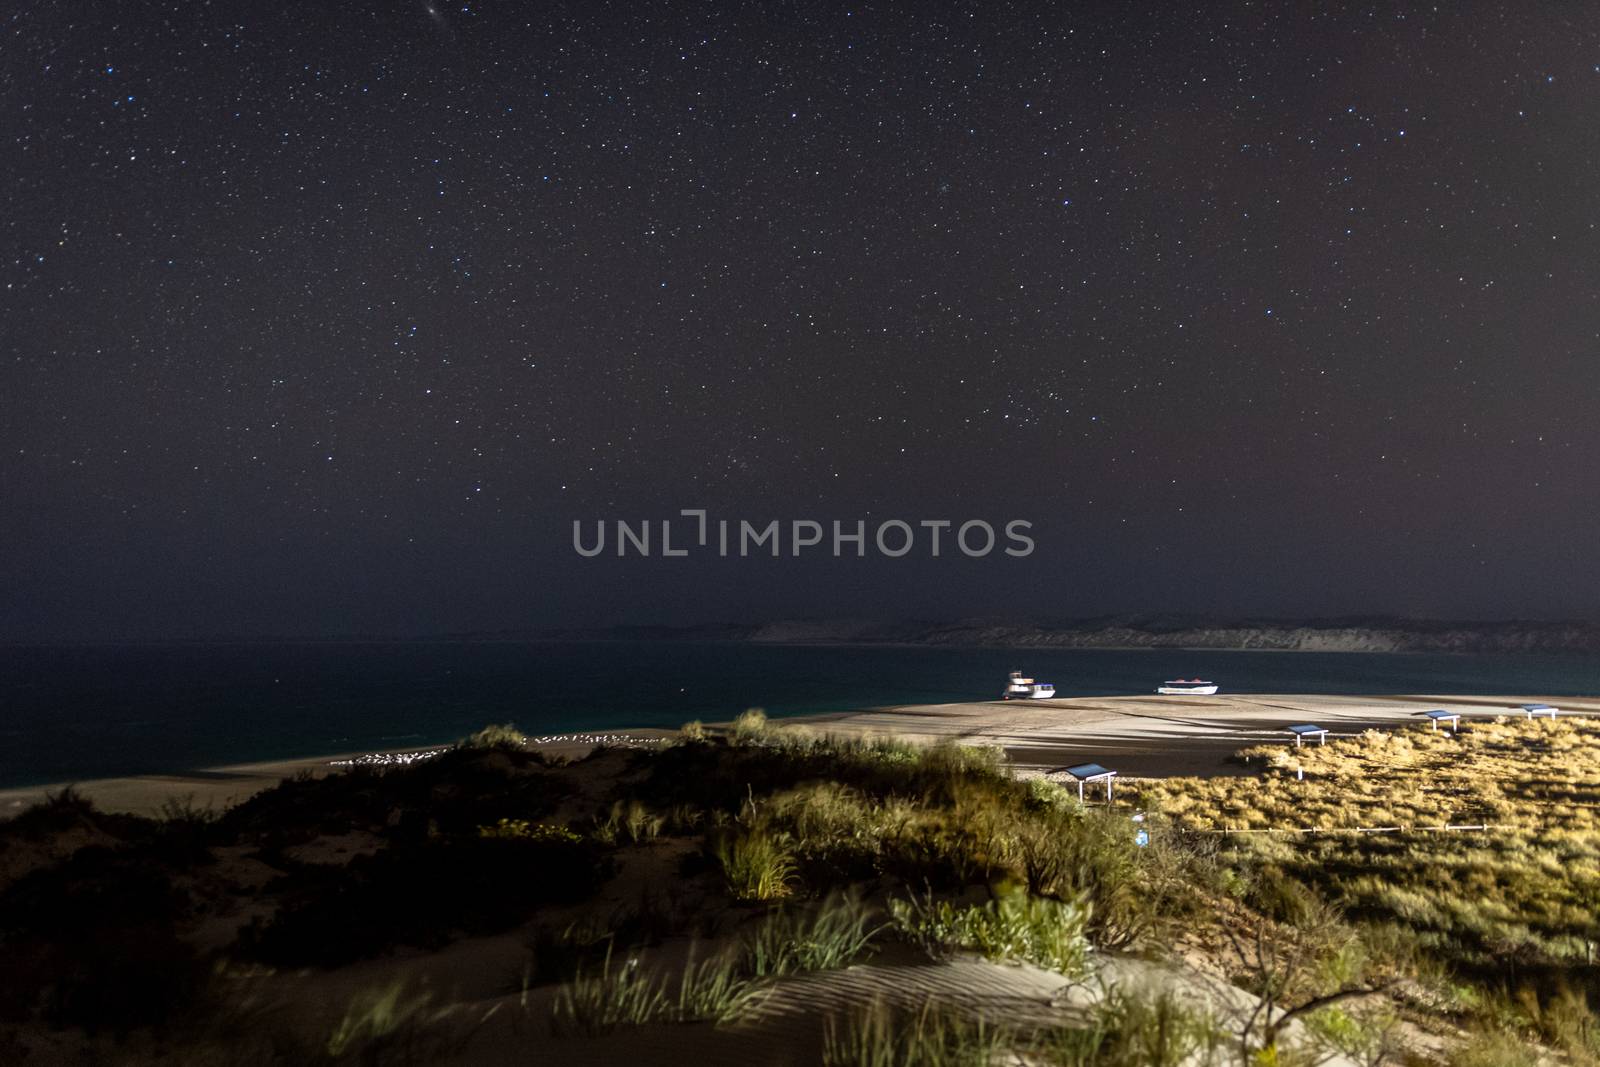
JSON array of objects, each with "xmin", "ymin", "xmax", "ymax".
[{"xmin": 1201, "ymin": 823, "xmax": 1501, "ymax": 836}]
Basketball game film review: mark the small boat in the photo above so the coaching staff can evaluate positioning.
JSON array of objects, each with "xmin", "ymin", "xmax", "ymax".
[
  {"xmin": 1157, "ymin": 679, "xmax": 1218, "ymax": 696},
  {"xmin": 1002, "ymin": 670, "xmax": 1056, "ymax": 700}
]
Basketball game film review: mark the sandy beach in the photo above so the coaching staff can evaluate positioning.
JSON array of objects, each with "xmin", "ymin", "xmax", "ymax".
[{"xmin": 4, "ymin": 692, "xmax": 1590, "ymax": 817}]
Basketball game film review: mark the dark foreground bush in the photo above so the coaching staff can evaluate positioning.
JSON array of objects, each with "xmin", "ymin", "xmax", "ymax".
[
  {"xmin": 241, "ymin": 835, "xmax": 608, "ymax": 967},
  {"xmin": 0, "ymin": 846, "xmax": 204, "ymax": 1033},
  {"xmin": 218, "ymin": 747, "xmax": 572, "ymax": 845}
]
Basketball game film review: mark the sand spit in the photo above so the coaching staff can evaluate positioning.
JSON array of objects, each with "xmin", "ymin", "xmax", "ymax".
[{"xmin": 3, "ymin": 693, "xmax": 1591, "ymax": 816}]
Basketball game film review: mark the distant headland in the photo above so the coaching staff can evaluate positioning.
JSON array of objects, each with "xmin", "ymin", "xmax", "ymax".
[{"xmin": 453, "ymin": 615, "xmax": 1600, "ymax": 655}]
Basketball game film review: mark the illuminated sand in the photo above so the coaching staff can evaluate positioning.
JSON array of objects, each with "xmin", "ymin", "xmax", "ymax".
[
  {"xmin": 3, "ymin": 693, "xmax": 1592, "ymax": 817},
  {"xmin": 790, "ymin": 692, "xmax": 1600, "ymax": 780}
]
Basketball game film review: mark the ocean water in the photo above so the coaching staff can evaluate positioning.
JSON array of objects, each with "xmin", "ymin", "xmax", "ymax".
[{"xmin": 2, "ymin": 641, "xmax": 1598, "ymax": 789}]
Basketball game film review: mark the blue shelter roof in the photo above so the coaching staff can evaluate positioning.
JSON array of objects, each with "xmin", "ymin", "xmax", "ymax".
[
  {"xmin": 1064, "ymin": 762, "xmax": 1116, "ymax": 780},
  {"xmin": 1287, "ymin": 724, "xmax": 1327, "ymax": 735}
]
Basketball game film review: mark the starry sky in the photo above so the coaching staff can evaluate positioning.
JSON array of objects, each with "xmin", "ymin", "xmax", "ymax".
[{"xmin": 4, "ymin": 2, "xmax": 1600, "ymax": 640}]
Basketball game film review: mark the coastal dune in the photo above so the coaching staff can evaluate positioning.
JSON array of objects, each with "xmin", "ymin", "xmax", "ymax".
[{"xmin": 3, "ymin": 692, "xmax": 1590, "ymax": 816}]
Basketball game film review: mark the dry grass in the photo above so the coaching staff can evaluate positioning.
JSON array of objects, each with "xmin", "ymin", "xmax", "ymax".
[{"xmin": 1129, "ymin": 716, "xmax": 1600, "ymax": 1057}]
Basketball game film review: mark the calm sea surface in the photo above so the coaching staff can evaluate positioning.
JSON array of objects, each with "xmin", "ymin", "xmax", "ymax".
[{"xmin": 3, "ymin": 642, "xmax": 1598, "ymax": 788}]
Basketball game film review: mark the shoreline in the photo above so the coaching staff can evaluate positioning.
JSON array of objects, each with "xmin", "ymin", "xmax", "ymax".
[
  {"xmin": 3, "ymin": 692, "xmax": 1592, "ymax": 817},
  {"xmin": 6, "ymin": 636, "xmax": 1596, "ymax": 656}
]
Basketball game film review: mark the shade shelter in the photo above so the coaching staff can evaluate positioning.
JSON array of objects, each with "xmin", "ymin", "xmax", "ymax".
[
  {"xmin": 1287, "ymin": 724, "xmax": 1328, "ymax": 748},
  {"xmin": 1425, "ymin": 709, "xmax": 1461, "ymax": 733},
  {"xmin": 1063, "ymin": 762, "xmax": 1117, "ymax": 802},
  {"xmin": 1520, "ymin": 703, "xmax": 1558, "ymax": 719}
]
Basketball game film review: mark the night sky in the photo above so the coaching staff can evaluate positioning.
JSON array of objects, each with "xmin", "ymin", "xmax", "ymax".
[{"xmin": 5, "ymin": 2, "xmax": 1600, "ymax": 640}]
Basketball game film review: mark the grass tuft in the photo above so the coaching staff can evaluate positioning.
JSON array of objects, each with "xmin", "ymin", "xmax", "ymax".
[
  {"xmin": 714, "ymin": 826, "xmax": 796, "ymax": 901},
  {"xmin": 550, "ymin": 947, "xmax": 762, "ymax": 1036},
  {"xmin": 743, "ymin": 890, "xmax": 881, "ymax": 976},
  {"xmin": 890, "ymin": 886, "xmax": 1090, "ymax": 976},
  {"xmin": 823, "ymin": 999, "xmax": 1014, "ymax": 1067},
  {"xmin": 457, "ymin": 722, "xmax": 525, "ymax": 749}
]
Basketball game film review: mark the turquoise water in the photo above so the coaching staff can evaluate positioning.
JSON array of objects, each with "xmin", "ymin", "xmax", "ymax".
[{"xmin": 3, "ymin": 641, "xmax": 1598, "ymax": 788}]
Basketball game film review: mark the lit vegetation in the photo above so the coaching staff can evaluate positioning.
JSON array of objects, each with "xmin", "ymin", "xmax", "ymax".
[
  {"xmin": 743, "ymin": 890, "xmax": 881, "ymax": 976},
  {"xmin": 1129, "ymin": 714, "xmax": 1600, "ymax": 1058},
  {"xmin": 549, "ymin": 947, "xmax": 764, "ymax": 1036},
  {"xmin": 889, "ymin": 886, "xmax": 1091, "ymax": 976},
  {"xmin": 822, "ymin": 1000, "xmax": 1015, "ymax": 1067},
  {"xmin": 6, "ymin": 710, "xmax": 1592, "ymax": 1063}
]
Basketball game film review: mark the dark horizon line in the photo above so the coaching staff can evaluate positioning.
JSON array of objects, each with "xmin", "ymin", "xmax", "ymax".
[{"xmin": 5, "ymin": 612, "xmax": 1600, "ymax": 648}]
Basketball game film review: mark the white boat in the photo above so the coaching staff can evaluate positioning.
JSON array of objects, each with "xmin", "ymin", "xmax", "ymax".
[
  {"xmin": 1002, "ymin": 670, "xmax": 1056, "ymax": 700},
  {"xmin": 1157, "ymin": 679, "xmax": 1218, "ymax": 696}
]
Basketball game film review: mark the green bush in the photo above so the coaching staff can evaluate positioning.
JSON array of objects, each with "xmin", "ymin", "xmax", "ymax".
[
  {"xmin": 477, "ymin": 818, "xmax": 581, "ymax": 843},
  {"xmin": 889, "ymin": 886, "xmax": 1090, "ymax": 977},
  {"xmin": 1446, "ymin": 1030, "xmax": 1543, "ymax": 1067},
  {"xmin": 731, "ymin": 708, "xmax": 770, "ymax": 745},
  {"xmin": 713, "ymin": 827, "xmax": 796, "ymax": 901},
  {"xmin": 592, "ymin": 799, "xmax": 664, "ymax": 845},
  {"xmin": 458, "ymin": 723, "xmax": 525, "ymax": 749}
]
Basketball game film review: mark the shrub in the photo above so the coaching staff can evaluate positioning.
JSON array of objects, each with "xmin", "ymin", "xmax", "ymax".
[
  {"xmin": 242, "ymin": 835, "xmax": 605, "ymax": 967},
  {"xmin": 731, "ymin": 708, "xmax": 770, "ymax": 745},
  {"xmin": 593, "ymin": 799, "xmax": 664, "ymax": 845},
  {"xmin": 889, "ymin": 886, "xmax": 1090, "ymax": 977},
  {"xmin": 713, "ymin": 827, "xmax": 796, "ymax": 901},
  {"xmin": 1016, "ymin": 809, "xmax": 1150, "ymax": 948},
  {"xmin": 1026, "ymin": 777, "xmax": 1078, "ymax": 813},
  {"xmin": 458, "ymin": 723, "xmax": 525, "ymax": 749},
  {"xmin": 1446, "ymin": 1030, "xmax": 1542, "ymax": 1067},
  {"xmin": 0, "ymin": 846, "xmax": 205, "ymax": 1032},
  {"xmin": 744, "ymin": 890, "xmax": 881, "ymax": 976},
  {"xmin": 477, "ymin": 818, "xmax": 581, "ymax": 844}
]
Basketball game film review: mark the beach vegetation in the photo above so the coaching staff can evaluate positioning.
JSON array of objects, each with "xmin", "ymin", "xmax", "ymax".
[
  {"xmin": 591, "ymin": 798, "xmax": 664, "ymax": 844},
  {"xmin": 457, "ymin": 722, "xmax": 525, "ymax": 749},
  {"xmin": 712, "ymin": 825, "xmax": 797, "ymax": 901},
  {"xmin": 742, "ymin": 889, "xmax": 881, "ymax": 976},
  {"xmin": 240, "ymin": 833, "xmax": 606, "ymax": 967},
  {"xmin": 822, "ymin": 999, "xmax": 1014, "ymax": 1067},
  {"xmin": 731, "ymin": 707, "xmax": 770, "ymax": 744},
  {"xmin": 1033, "ymin": 983, "xmax": 1227, "ymax": 1067},
  {"xmin": 889, "ymin": 885, "xmax": 1091, "ymax": 976},
  {"xmin": 10, "ymin": 710, "xmax": 1594, "ymax": 1062},
  {"xmin": 549, "ymin": 946, "xmax": 763, "ymax": 1036},
  {"xmin": 324, "ymin": 978, "xmax": 456, "ymax": 1063},
  {"xmin": 0, "ymin": 843, "xmax": 204, "ymax": 1033},
  {"xmin": 476, "ymin": 817, "xmax": 581, "ymax": 843},
  {"xmin": 1130, "ymin": 715, "xmax": 1600, "ymax": 1058}
]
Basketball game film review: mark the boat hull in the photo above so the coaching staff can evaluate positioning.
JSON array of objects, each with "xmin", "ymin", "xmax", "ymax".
[{"xmin": 1157, "ymin": 684, "xmax": 1218, "ymax": 696}]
